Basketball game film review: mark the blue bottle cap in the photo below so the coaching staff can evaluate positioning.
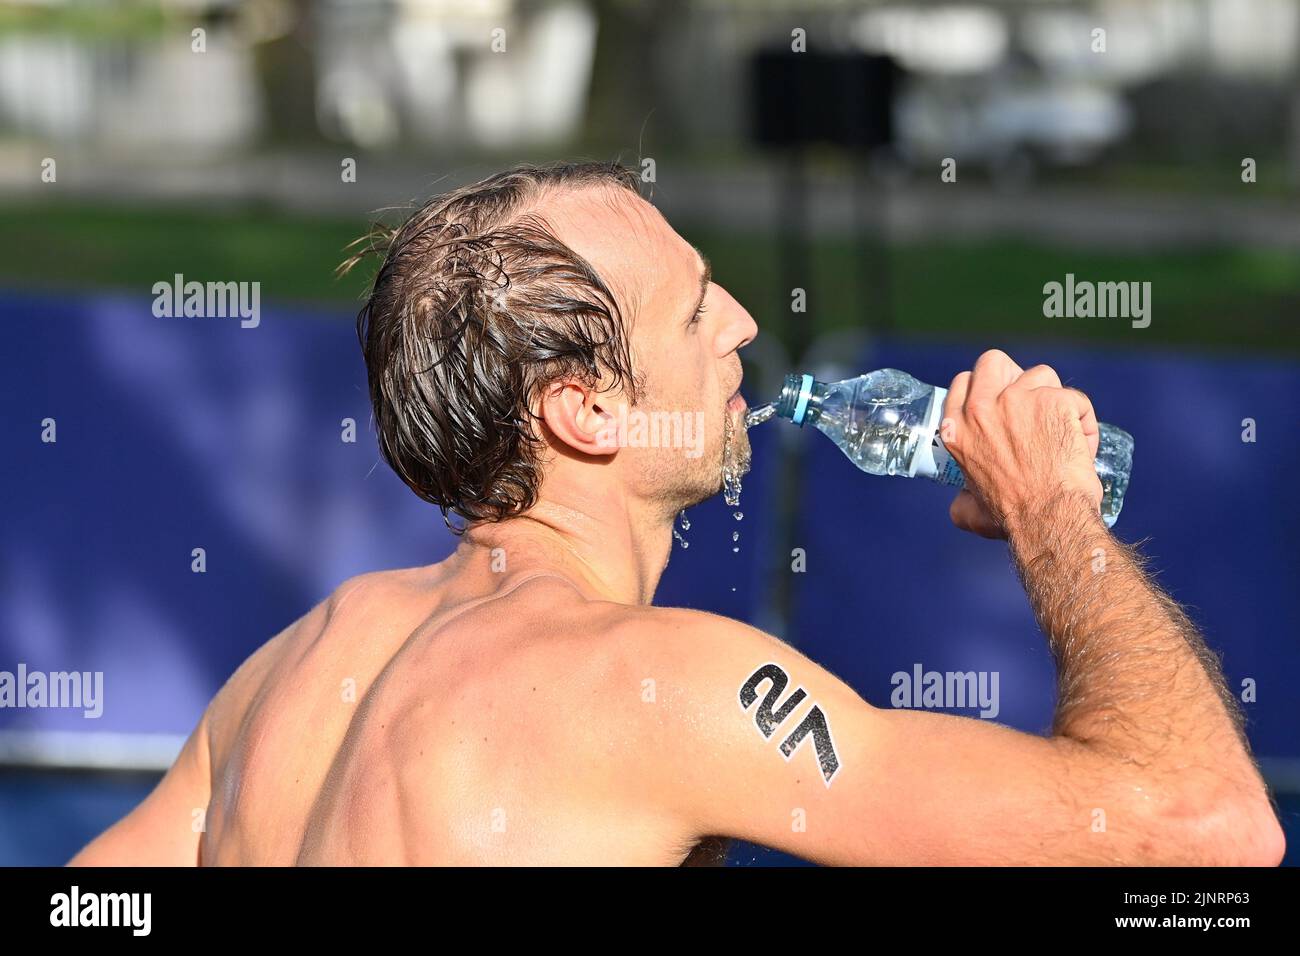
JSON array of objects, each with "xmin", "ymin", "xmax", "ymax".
[{"xmin": 791, "ymin": 373, "xmax": 814, "ymax": 426}]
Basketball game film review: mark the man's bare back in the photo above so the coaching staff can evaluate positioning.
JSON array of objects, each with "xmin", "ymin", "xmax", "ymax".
[{"xmin": 200, "ymin": 563, "xmax": 716, "ymax": 866}]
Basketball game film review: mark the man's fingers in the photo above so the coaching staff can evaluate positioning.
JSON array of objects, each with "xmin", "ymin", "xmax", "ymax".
[
  {"xmin": 1070, "ymin": 387, "xmax": 1102, "ymax": 460},
  {"xmin": 1009, "ymin": 364, "xmax": 1062, "ymax": 391},
  {"xmin": 966, "ymin": 349, "xmax": 1023, "ymax": 409},
  {"xmin": 943, "ymin": 371, "xmax": 971, "ymax": 433},
  {"xmin": 1026, "ymin": 385, "xmax": 1101, "ymax": 459}
]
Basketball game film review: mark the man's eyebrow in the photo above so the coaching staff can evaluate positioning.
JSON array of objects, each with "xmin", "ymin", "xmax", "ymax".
[{"xmin": 686, "ymin": 248, "xmax": 712, "ymax": 323}]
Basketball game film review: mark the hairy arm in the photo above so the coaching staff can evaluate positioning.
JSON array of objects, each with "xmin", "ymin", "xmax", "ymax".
[{"xmin": 1006, "ymin": 490, "xmax": 1279, "ymax": 853}]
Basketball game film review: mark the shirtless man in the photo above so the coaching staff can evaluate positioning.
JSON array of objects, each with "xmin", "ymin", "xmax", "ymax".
[{"xmin": 70, "ymin": 163, "xmax": 1283, "ymax": 866}]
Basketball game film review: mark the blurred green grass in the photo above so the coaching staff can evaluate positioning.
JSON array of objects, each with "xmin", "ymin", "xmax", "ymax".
[
  {"xmin": 0, "ymin": 202, "xmax": 372, "ymax": 306},
  {"xmin": 689, "ymin": 226, "xmax": 1300, "ymax": 356},
  {"xmin": 1, "ymin": 201, "xmax": 1295, "ymax": 356}
]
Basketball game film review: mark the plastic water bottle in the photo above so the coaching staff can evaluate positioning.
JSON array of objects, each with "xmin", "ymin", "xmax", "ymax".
[{"xmin": 753, "ymin": 370, "xmax": 1134, "ymax": 528}]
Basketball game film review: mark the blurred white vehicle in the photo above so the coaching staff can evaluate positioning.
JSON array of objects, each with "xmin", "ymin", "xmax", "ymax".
[{"xmin": 893, "ymin": 73, "xmax": 1133, "ymax": 183}]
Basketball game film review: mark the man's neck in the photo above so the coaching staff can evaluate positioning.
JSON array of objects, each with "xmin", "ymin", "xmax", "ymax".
[{"xmin": 462, "ymin": 492, "xmax": 677, "ymax": 606}]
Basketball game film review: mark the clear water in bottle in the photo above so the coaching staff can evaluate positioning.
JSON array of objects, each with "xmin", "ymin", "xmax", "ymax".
[{"xmin": 754, "ymin": 369, "xmax": 1134, "ymax": 528}]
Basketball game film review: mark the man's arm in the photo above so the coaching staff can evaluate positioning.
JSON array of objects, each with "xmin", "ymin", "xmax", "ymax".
[
  {"xmin": 941, "ymin": 350, "xmax": 1281, "ymax": 855},
  {"xmin": 63, "ymin": 575, "xmax": 368, "ymax": 867},
  {"xmin": 622, "ymin": 350, "xmax": 1283, "ymax": 865},
  {"xmin": 1004, "ymin": 490, "xmax": 1276, "ymax": 849},
  {"xmin": 624, "ymin": 606, "xmax": 1279, "ymax": 866},
  {"xmin": 66, "ymin": 713, "xmax": 211, "ymax": 866}
]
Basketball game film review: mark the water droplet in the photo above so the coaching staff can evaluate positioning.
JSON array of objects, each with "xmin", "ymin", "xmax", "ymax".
[
  {"xmin": 678, "ymin": 509, "xmax": 691, "ymax": 532},
  {"xmin": 721, "ymin": 415, "xmax": 743, "ymax": 508},
  {"xmin": 722, "ymin": 409, "xmax": 753, "ymax": 592}
]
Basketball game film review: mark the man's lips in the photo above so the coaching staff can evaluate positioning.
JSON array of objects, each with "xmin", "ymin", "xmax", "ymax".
[{"xmin": 727, "ymin": 389, "xmax": 746, "ymax": 411}]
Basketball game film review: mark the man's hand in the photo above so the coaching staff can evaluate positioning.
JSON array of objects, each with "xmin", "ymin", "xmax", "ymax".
[{"xmin": 940, "ymin": 350, "xmax": 1103, "ymax": 539}]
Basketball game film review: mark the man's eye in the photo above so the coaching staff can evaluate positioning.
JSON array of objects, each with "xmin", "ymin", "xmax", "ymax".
[{"xmin": 689, "ymin": 303, "xmax": 708, "ymax": 327}]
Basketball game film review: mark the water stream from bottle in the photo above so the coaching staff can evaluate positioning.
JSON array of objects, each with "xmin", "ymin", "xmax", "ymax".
[{"xmin": 745, "ymin": 402, "xmax": 776, "ymax": 428}]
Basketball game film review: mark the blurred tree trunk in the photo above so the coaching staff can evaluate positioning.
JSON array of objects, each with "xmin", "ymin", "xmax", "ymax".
[
  {"xmin": 1291, "ymin": 14, "xmax": 1300, "ymax": 189},
  {"xmin": 585, "ymin": 0, "xmax": 690, "ymax": 157},
  {"xmin": 251, "ymin": 0, "xmax": 318, "ymax": 145}
]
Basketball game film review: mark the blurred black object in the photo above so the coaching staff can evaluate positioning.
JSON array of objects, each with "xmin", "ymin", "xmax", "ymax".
[{"xmin": 751, "ymin": 50, "xmax": 896, "ymax": 149}]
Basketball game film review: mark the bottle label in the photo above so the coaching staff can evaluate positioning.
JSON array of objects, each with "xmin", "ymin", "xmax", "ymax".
[{"xmin": 910, "ymin": 385, "xmax": 967, "ymax": 488}]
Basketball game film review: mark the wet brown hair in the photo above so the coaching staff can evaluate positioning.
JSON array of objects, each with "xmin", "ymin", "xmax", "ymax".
[{"xmin": 340, "ymin": 162, "xmax": 643, "ymax": 532}]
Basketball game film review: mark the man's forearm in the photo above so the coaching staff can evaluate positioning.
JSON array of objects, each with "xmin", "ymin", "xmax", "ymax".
[{"xmin": 1005, "ymin": 491, "xmax": 1271, "ymax": 811}]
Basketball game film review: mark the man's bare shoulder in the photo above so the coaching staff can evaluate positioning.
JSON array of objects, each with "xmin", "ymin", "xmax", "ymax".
[
  {"xmin": 406, "ymin": 598, "xmax": 790, "ymax": 734},
  {"xmin": 550, "ymin": 603, "xmax": 835, "ymax": 751},
  {"xmin": 204, "ymin": 568, "xmax": 432, "ymax": 735},
  {"xmin": 518, "ymin": 602, "xmax": 877, "ymax": 850},
  {"xmin": 267, "ymin": 564, "xmax": 448, "ymax": 652},
  {"xmin": 603, "ymin": 604, "xmax": 810, "ymax": 680}
]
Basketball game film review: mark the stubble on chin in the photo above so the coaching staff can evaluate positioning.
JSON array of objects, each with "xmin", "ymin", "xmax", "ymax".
[{"xmin": 665, "ymin": 406, "xmax": 753, "ymax": 515}]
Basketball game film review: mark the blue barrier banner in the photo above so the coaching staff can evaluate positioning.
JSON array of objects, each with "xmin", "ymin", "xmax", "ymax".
[
  {"xmin": 1, "ymin": 292, "xmax": 456, "ymax": 740},
  {"xmin": 1, "ymin": 294, "xmax": 1295, "ymax": 765}
]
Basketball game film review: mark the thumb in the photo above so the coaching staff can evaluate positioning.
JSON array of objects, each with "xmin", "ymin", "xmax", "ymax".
[{"xmin": 950, "ymin": 490, "xmax": 1006, "ymax": 540}]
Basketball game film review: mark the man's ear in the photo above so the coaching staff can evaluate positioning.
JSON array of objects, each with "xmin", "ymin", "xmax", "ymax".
[{"xmin": 538, "ymin": 382, "xmax": 620, "ymax": 457}]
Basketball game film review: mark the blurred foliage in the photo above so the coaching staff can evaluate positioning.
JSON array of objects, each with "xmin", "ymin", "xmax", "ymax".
[
  {"xmin": 0, "ymin": 200, "xmax": 1295, "ymax": 356},
  {"xmin": 0, "ymin": 2, "xmax": 166, "ymax": 38}
]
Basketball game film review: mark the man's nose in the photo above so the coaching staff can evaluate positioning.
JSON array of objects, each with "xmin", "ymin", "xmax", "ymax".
[{"xmin": 718, "ymin": 304, "xmax": 759, "ymax": 356}]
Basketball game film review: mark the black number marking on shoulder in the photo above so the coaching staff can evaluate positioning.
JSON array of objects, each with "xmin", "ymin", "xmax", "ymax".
[
  {"xmin": 738, "ymin": 663, "xmax": 841, "ymax": 786},
  {"xmin": 778, "ymin": 705, "xmax": 841, "ymax": 786},
  {"xmin": 738, "ymin": 663, "xmax": 807, "ymax": 738}
]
